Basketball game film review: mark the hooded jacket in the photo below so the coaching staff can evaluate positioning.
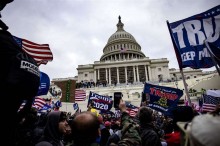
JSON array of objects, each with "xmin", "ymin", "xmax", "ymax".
[{"xmin": 35, "ymin": 111, "xmax": 64, "ymax": 146}]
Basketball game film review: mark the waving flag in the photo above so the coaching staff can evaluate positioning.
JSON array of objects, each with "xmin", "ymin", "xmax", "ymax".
[
  {"xmin": 32, "ymin": 96, "xmax": 46, "ymax": 110},
  {"xmin": 125, "ymin": 102, "xmax": 139, "ymax": 117},
  {"xmin": 120, "ymin": 47, "xmax": 127, "ymax": 53},
  {"xmin": 73, "ymin": 103, "xmax": 79, "ymax": 110},
  {"xmin": 13, "ymin": 36, "xmax": 53, "ymax": 66},
  {"xmin": 55, "ymin": 100, "xmax": 62, "ymax": 107},
  {"xmin": 17, "ymin": 100, "xmax": 27, "ymax": 112},
  {"xmin": 202, "ymin": 94, "xmax": 220, "ymax": 112},
  {"xmin": 167, "ymin": 5, "xmax": 220, "ymax": 69},
  {"xmin": 143, "ymin": 83, "xmax": 183, "ymax": 116},
  {"xmin": 39, "ymin": 104, "xmax": 52, "ymax": 112},
  {"xmin": 75, "ymin": 89, "xmax": 86, "ymax": 101},
  {"xmin": 37, "ymin": 71, "xmax": 50, "ymax": 96},
  {"xmin": 88, "ymin": 91, "xmax": 113, "ymax": 111}
]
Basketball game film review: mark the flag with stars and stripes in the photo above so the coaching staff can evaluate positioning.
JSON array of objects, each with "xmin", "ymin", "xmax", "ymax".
[
  {"xmin": 125, "ymin": 102, "xmax": 139, "ymax": 117},
  {"xmin": 202, "ymin": 94, "xmax": 220, "ymax": 112},
  {"xmin": 13, "ymin": 36, "xmax": 53, "ymax": 66},
  {"xmin": 75, "ymin": 89, "xmax": 86, "ymax": 101},
  {"xmin": 32, "ymin": 96, "xmax": 46, "ymax": 110}
]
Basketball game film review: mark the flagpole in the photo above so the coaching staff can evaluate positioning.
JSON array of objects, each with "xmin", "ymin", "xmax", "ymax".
[
  {"xmin": 204, "ymin": 40, "xmax": 220, "ymax": 76},
  {"xmin": 166, "ymin": 20, "xmax": 192, "ymax": 107},
  {"xmin": 180, "ymin": 69, "xmax": 192, "ymax": 106}
]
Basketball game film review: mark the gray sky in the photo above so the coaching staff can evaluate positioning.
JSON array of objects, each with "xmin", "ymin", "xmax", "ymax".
[{"xmin": 1, "ymin": 0, "xmax": 219, "ymax": 79}]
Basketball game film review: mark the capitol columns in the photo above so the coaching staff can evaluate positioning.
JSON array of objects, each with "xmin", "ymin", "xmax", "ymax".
[
  {"xmin": 136, "ymin": 65, "xmax": 140, "ymax": 82},
  {"xmin": 97, "ymin": 69, "xmax": 100, "ymax": 81},
  {"xmin": 148, "ymin": 66, "xmax": 152, "ymax": 81},
  {"xmin": 105, "ymin": 68, "xmax": 108, "ymax": 83},
  {"xmin": 125, "ymin": 66, "xmax": 128, "ymax": 84},
  {"xmin": 108, "ymin": 68, "xmax": 111, "ymax": 85},
  {"xmin": 133, "ymin": 66, "xmax": 137, "ymax": 83},
  {"xmin": 144, "ymin": 65, "xmax": 148, "ymax": 81},
  {"xmin": 94, "ymin": 69, "xmax": 97, "ymax": 83},
  {"xmin": 117, "ymin": 67, "xmax": 119, "ymax": 84}
]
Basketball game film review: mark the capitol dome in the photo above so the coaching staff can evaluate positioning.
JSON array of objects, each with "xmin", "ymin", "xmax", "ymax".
[{"xmin": 100, "ymin": 16, "xmax": 146, "ymax": 61}]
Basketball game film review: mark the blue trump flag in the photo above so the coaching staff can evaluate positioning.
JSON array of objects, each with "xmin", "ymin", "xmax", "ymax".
[
  {"xmin": 167, "ymin": 5, "xmax": 220, "ymax": 69},
  {"xmin": 37, "ymin": 71, "xmax": 50, "ymax": 96},
  {"xmin": 143, "ymin": 83, "xmax": 183, "ymax": 116},
  {"xmin": 88, "ymin": 91, "xmax": 113, "ymax": 111}
]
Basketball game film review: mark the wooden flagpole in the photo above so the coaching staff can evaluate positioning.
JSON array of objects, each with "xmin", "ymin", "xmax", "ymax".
[{"xmin": 180, "ymin": 69, "xmax": 192, "ymax": 106}]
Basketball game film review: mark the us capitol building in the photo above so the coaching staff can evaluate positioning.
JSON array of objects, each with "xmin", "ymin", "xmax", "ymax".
[
  {"xmin": 76, "ymin": 16, "xmax": 203, "ymax": 85},
  {"xmin": 54, "ymin": 16, "xmax": 218, "ymax": 112}
]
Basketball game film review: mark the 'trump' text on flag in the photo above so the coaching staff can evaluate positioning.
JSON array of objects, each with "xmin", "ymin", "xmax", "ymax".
[{"xmin": 167, "ymin": 5, "xmax": 220, "ymax": 69}]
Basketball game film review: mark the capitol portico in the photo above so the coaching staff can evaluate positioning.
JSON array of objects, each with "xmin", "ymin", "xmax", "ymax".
[{"xmin": 77, "ymin": 16, "xmax": 170, "ymax": 84}]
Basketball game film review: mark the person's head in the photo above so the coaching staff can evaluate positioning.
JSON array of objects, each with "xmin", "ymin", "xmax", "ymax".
[
  {"xmin": 44, "ymin": 111, "xmax": 68, "ymax": 139},
  {"xmin": 172, "ymin": 106, "xmax": 194, "ymax": 131},
  {"xmin": 58, "ymin": 111, "xmax": 68, "ymax": 134},
  {"xmin": 104, "ymin": 121, "xmax": 111, "ymax": 129},
  {"xmin": 70, "ymin": 111, "xmax": 100, "ymax": 145},
  {"xmin": 97, "ymin": 114, "xmax": 104, "ymax": 124},
  {"xmin": 138, "ymin": 106, "xmax": 153, "ymax": 125}
]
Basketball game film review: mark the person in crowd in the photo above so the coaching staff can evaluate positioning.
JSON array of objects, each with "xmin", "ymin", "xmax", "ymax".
[
  {"xmin": 70, "ymin": 99, "xmax": 141, "ymax": 146},
  {"xmin": 164, "ymin": 106, "xmax": 194, "ymax": 146},
  {"xmin": 106, "ymin": 133, "xmax": 120, "ymax": 146},
  {"xmin": 105, "ymin": 121, "xmax": 114, "ymax": 135},
  {"xmin": 15, "ymin": 107, "xmax": 38, "ymax": 146},
  {"xmin": 138, "ymin": 106, "xmax": 162, "ymax": 146},
  {"xmin": 31, "ymin": 113, "xmax": 48, "ymax": 145},
  {"xmin": 111, "ymin": 120, "xmax": 122, "ymax": 139},
  {"xmin": 35, "ymin": 111, "xmax": 69, "ymax": 146},
  {"xmin": 99, "ymin": 115, "xmax": 111, "ymax": 146},
  {"xmin": 188, "ymin": 110, "xmax": 220, "ymax": 146},
  {"xmin": 70, "ymin": 111, "xmax": 100, "ymax": 146},
  {"xmin": 62, "ymin": 123, "xmax": 73, "ymax": 146}
]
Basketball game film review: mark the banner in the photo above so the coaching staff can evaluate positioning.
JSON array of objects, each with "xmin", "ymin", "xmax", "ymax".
[
  {"xmin": 88, "ymin": 91, "xmax": 113, "ymax": 111},
  {"xmin": 168, "ymin": 5, "xmax": 220, "ymax": 69},
  {"xmin": 143, "ymin": 83, "xmax": 183, "ymax": 116},
  {"xmin": 65, "ymin": 80, "xmax": 71, "ymax": 102},
  {"xmin": 37, "ymin": 71, "xmax": 50, "ymax": 96}
]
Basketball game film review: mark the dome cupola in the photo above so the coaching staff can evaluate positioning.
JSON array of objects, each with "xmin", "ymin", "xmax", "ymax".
[{"xmin": 100, "ymin": 16, "xmax": 146, "ymax": 61}]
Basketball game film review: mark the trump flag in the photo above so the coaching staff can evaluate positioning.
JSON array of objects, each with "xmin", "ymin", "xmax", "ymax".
[
  {"xmin": 143, "ymin": 83, "xmax": 183, "ymax": 116},
  {"xmin": 167, "ymin": 5, "xmax": 220, "ymax": 69}
]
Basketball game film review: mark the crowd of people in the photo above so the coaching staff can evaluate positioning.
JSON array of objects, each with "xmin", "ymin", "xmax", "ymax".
[
  {"xmin": 13, "ymin": 99, "xmax": 220, "ymax": 146},
  {"xmin": 1, "ymin": 1, "xmax": 220, "ymax": 146}
]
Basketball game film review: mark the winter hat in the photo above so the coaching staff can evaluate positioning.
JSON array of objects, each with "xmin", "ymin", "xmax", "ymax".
[{"xmin": 189, "ymin": 114, "xmax": 220, "ymax": 146}]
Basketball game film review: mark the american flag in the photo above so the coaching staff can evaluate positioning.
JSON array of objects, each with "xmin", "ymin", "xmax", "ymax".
[
  {"xmin": 13, "ymin": 36, "xmax": 53, "ymax": 66},
  {"xmin": 17, "ymin": 100, "xmax": 27, "ymax": 112},
  {"xmin": 125, "ymin": 102, "xmax": 139, "ymax": 117},
  {"xmin": 202, "ymin": 94, "xmax": 220, "ymax": 112},
  {"xmin": 32, "ymin": 97, "xmax": 46, "ymax": 110},
  {"xmin": 120, "ymin": 47, "xmax": 127, "ymax": 53},
  {"xmin": 126, "ymin": 108, "xmax": 139, "ymax": 117},
  {"xmin": 75, "ymin": 89, "xmax": 86, "ymax": 101}
]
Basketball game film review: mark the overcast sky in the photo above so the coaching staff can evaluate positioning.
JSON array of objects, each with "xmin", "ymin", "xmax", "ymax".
[{"xmin": 1, "ymin": 0, "xmax": 219, "ymax": 79}]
